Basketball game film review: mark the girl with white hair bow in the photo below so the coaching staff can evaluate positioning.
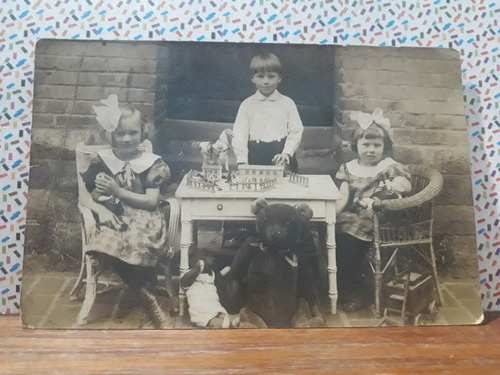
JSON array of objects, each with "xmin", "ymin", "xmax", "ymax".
[
  {"xmin": 335, "ymin": 108, "xmax": 412, "ymax": 313},
  {"xmin": 79, "ymin": 95, "xmax": 173, "ymax": 328}
]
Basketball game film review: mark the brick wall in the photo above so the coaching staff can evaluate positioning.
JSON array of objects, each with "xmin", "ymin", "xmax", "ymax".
[
  {"xmin": 333, "ymin": 46, "xmax": 477, "ymax": 278},
  {"xmin": 33, "ymin": 40, "xmax": 164, "ymax": 148}
]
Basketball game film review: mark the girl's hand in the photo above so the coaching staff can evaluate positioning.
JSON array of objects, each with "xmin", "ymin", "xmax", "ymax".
[
  {"xmin": 358, "ymin": 197, "xmax": 375, "ymax": 209},
  {"xmin": 272, "ymin": 153, "xmax": 290, "ymax": 166},
  {"xmin": 95, "ymin": 174, "xmax": 122, "ymax": 197}
]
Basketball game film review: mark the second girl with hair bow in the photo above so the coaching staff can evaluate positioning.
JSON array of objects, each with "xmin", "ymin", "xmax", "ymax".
[{"xmin": 335, "ymin": 108, "xmax": 412, "ymax": 313}]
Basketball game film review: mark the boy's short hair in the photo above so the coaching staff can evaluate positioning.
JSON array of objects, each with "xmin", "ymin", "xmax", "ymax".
[
  {"xmin": 250, "ymin": 53, "xmax": 282, "ymax": 75},
  {"xmin": 350, "ymin": 122, "xmax": 393, "ymax": 155}
]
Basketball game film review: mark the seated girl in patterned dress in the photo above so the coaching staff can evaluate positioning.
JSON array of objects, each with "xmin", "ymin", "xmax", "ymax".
[
  {"xmin": 335, "ymin": 108, "xmax": 412, "ymax": 312},
  {"xmin": 79, "ymin": 95, "xmax": 172, "ymax": 328}
]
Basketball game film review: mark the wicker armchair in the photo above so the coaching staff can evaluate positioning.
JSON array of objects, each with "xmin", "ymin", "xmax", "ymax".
[
  {"xmin": 69, "ymin": 142, "xmax": 181, "ymax": 325},
  {"xmin": 370, "ymin": 164, "xmax": 444, "ymax": 318}
]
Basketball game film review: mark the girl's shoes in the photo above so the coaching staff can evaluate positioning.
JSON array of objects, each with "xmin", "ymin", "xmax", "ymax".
[{"xmin": 139, "ymin": 287, "xmax": 172, "ymax": 329}]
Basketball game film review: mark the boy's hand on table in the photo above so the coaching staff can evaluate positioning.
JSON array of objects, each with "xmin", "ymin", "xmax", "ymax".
[
  {"xmin": 272, "ymin": 153, "xmax": 290, "ymax": 166},
  {"xmin": 237, "ymin": 162, "xmax": 248, "ymax": 169}
]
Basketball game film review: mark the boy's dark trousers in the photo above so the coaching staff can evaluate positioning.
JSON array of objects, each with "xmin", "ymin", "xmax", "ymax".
[{"xmin": 248, "ymin": 139, "xmax": 298, "ymax": 173}]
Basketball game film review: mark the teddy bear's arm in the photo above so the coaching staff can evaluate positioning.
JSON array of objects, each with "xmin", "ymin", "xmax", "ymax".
[{"xmin": 229, "ymin": 238, "xmax": 260, "ymax": 280}]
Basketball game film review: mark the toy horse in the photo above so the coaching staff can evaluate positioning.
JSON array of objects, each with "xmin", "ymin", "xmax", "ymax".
[{"xmin": 199, "ymin": 129, "xmax": 233, "ymax": 171}]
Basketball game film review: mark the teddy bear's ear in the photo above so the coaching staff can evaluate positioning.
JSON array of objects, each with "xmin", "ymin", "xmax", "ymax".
[
  {"xmin": 251, "ymin": 198, "xmax": 269, "ymax": 215},
  {"xmin": 295, "ymin": 203, "xmax": 313, "ymax": 221}
]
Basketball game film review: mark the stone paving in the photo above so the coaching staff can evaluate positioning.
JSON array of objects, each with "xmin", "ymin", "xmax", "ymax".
[{"xmin": 20, "ymin": 227, "xmax": 484, "ymax": 330}]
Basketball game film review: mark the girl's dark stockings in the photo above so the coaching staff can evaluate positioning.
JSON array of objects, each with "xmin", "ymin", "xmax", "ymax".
[{"xmin": 336, "ymin": 233, "xmax": 372, "ymax": 312}]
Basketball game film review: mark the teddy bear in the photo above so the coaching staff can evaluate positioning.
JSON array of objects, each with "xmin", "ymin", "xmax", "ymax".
[{"xmin": 219, "ymin": 198, "xmax": 325, "ymax": 328}]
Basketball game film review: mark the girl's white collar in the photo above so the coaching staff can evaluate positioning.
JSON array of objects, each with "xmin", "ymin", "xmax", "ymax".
[
  {"xmin": 98, "ymin": 149, "xmax": 161, "ymax": 175},
  {"xmin": 346, "ymin": 157, "xmax": 395, "ymax": 178}
]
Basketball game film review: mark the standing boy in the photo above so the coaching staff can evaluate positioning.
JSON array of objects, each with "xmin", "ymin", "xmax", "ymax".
[
  {"xmin": 230, "ymin": 53, "xmax": 321, "ymax": 309},
  {"xmin": 232, "ymin": 53, "xmax": 303, "ymax": 173}
]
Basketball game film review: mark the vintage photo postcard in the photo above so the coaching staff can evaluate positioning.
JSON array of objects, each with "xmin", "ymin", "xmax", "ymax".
[{"xmin": 21, "ymin": 40, "xmax": 483, "ymax": 329}]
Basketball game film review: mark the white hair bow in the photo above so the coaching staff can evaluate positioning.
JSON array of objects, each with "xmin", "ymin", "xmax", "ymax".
[
  {"xmin": 350, "ymin": 108, "xmax": 390, "ymax": 130},
  {"xmin": 92, "ymin": 94, "xmax": 122, "ymax": 132}
]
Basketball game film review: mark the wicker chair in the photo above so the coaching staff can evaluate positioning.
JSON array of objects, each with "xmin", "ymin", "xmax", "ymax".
[
  {"xmin": 69, "ymin": 142, "xmax": 181, "ymax": 325},
  {"xmin": 370, "ymin": 164, "xmax": 444, "ymax": 317}
]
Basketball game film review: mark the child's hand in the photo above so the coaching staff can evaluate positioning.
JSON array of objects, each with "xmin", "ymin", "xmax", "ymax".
[
  {"xmin": 358, "ymin": 197, "xmax": 375, "ymax": 209},
  {"xmin": 272, "ymin": 153, "xmax": 290, "ymax": 166},
  {"xmin": 237, "ymin": 162, "xmax": 248, "ymax": 169},
  {"xmin": 95, "ymin": 174, "xmax": 121, "ymax": 197}
]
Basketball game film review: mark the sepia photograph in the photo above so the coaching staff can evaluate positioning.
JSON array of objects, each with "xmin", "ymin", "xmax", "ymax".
[{"xmin": 21, "ymin": 40, "xmax": 483, "ymax": 329}]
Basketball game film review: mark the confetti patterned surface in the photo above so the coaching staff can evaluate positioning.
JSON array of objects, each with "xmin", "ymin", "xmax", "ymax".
[{"xmin": 0, "ymin": 0, "xmax": 499, "ymax": 315}]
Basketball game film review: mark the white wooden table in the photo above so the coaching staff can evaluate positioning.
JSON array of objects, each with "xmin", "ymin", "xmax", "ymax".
[{"xmin": 175, "ymin": 175, "xmax": 342, "ymax": 314}]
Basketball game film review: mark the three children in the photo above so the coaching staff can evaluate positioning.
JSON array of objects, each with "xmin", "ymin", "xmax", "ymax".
[{"xmin": 84, "ymin": 52, "xmax": 412, "ymax": 328}]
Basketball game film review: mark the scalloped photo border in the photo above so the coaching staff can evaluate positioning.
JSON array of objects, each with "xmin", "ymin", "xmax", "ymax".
[{"xmin": 0, "ymin": 0, "xmax": 498, "ymax": 315}]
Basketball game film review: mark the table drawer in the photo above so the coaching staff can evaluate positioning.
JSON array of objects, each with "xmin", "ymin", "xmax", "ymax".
[
  {"xmin": 189, "ymin": 198, "xmax": 253, "ymax": 218},
  {"xmin": 187, "ymin": 198, "xmax": 327, "ymax": 220}
]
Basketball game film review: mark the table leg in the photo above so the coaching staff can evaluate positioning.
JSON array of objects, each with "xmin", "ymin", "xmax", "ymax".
[
  {"xmin": 326, "ymin": 221, "xmax": 338, "ymax": 314},
  {"xmin": 178, "ymin": 218, "xmax": 194, "ymax": 317}
]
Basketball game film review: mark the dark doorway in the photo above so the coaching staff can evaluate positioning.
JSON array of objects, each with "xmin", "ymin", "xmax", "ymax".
[{"xmin": 164, "ymin": 42, "xmax": 335, "ymax": 127}]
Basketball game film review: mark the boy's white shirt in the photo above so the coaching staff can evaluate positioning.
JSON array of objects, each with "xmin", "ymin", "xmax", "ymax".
[{"xmin": 232, "ymin": 90, "xmax": 303, "ymax": 164}]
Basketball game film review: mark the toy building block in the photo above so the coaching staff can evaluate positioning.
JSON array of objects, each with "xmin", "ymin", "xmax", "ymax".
[
  {"xmin": 202, "ymin": 164, "xmax": 222, "ymax": 182},
  {"xmin": 288, "ymin": 172, "xmax": 309, "ymax": 187},
  {"xmin": 186, "ymin": 178, "xmax": 217, "ymax": 192},
  {"xmin": 229, "ymin": 178, "xmax": 276, "ymax": 192},
  {"xmin": 186, "ymin": 170, "xmax": 218, "ymax": 192},
  {"xmin": 237, "ymin": 164, "xmax": 285, "ymax": 184}
]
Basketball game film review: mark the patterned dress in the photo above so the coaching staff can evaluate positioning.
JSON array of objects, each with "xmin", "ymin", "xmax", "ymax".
[
  {"xmin": 82, "ymin": 149, "xmax": 170, "ymax": 267},
  {"xmin": 335, "ymin": 157, "xmax": 411, "ymax": 242}
]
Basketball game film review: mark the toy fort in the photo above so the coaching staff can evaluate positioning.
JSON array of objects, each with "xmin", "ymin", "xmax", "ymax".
[{"xmin": 185, "ymin": 164, "xmax": 310, "ymax": 192}]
